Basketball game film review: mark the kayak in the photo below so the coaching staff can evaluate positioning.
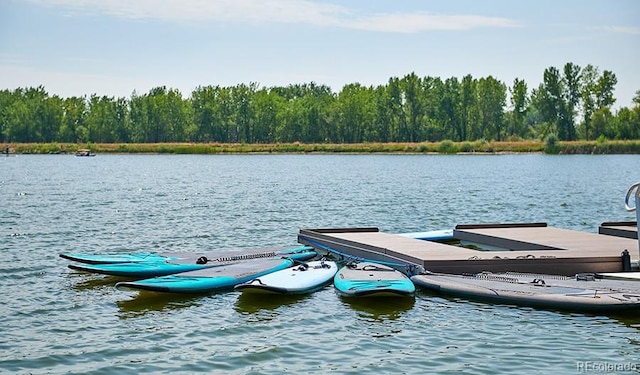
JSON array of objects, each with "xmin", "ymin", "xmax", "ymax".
[
  {"xmin": 334, "ymin": 262, "xmax": 415, "ymax": 297},
  {"xmin": 235, "ymin": 260, "xmax": 338, "ymax": 295},
  {"xmin": 411, "ymin": 271, "xmax": 640, "ymax": 312},
  {"xmin": 116, "ymin": 257, "xmax": 294, "ymax": 294},
  {"xmin": 60, "ymin": 245, "xmax": 315, "ymax": 265}
]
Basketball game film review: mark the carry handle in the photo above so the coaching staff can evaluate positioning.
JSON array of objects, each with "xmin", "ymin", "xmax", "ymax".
[{"xmin": 625, "ymin": 182, "xmax": 640, "ymax": 212}]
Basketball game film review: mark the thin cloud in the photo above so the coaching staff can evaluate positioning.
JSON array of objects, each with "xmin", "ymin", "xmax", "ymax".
[
  {"xmin": 597, "ymin": 26, "xmax": 640, "ymax": 35},
  {"xmin": 29, "ymin": 0, "xmax": 520, "ymax": 32},
  {"xmin": 350, "ymin": 12, "xmax": 520, "ymax": 33}
]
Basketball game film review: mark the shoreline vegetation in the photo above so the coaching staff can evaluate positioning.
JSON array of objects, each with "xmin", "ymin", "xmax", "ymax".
[
  {"xmin": 5, "ymin": 140, "xmax": 640, "ymax": 155},
  {"xmin": 2, "ymin": 63, "xmax": 639, "ymax": 149}
]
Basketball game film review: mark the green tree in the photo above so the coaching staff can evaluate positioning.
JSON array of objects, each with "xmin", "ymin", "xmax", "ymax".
[
  {"xmin": 561, "ymin": 62, "xmax": 581, "ymax": 141},
  {"xmin": 231, "ymin": 83, "xmax": 257, "ymax": 143},
  {"xmin": 508, "ymin": 78, "xmax": 528, "ymax": 138},
  {"xmin": 2, "ymin": 92, "xmax": 31, "ymax": 142},
  {"xmin": 580, "ymin": 64, "xmax": 599, "ymax": 140},
  {"xmin": 399, "ymin": 73, "xmax": 424, "ymax": 142},
  {"xmin": 591, "ymin": 107, "xmax": 613, "ymax": 139},
  {"xmin": 336, "ymin": 83, "xmax": 376, "ymax": 143},
  {"xmin": 251, "ymin": 88, "xmax": 285, "ymax": 143},
  {"xmin": 595, "ymin": 70, "xmax": 617, "ymax": 108},
  {"xmin": 59, "ymin": 96, "xmax": 86, "ymax": 142},
  {"xmin": 459, "ymin": 74, "xmax": 477, "ymax": 141},
  {"xmin": 476, "ymin": 76, "xmax": 506, "ymax": 140},
  {"xmin": 191, "ymin": 85, "xmax": 221, "ymax": 142},
  {"xmin": 533, "ymin": 67, "xmax": 567, "ymax": 139},
  {"xmin": 440, "ymin": 77, "xmax": 461, "ymax": 141},
  {"xmin": 613, "ymin": 107, "xmax": 639, "ymax": 140}
]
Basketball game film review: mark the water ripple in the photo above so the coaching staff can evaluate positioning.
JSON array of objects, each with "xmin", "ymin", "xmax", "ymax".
[{"xmin": 1, "ymin": 154, "xmax": 639, "ymax": 374}]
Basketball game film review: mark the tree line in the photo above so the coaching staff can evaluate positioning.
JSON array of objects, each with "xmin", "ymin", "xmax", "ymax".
[{"xmin": 1, "ymin": 62, "xmax": 639, "ymax": 144}]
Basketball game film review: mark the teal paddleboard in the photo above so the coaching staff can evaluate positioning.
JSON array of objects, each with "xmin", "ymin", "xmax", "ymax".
[
  {"xmin": 69, "ymin": 261, "xmax": 217, "ymax": 278},
  {"xmin": 60, "ymin": 252, "xmax": 168, "ymax": 264},
  {"xmin": 334, "ymin": 262, "xmax": 415, "ymax": 297},
  {"xmin": 116, "ymin": 258, "xmax": 294, "ymax": 293},
  {"xmin": 65, "ymin": 246, "xmax": 316, "ymax": 278},
  {"xmin": 60, "ymin": 245, "xmax": 314, "ymax": 265}
]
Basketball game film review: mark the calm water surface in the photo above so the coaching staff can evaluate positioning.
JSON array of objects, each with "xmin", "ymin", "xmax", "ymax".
[{"xmin": 1, "ymin": 154, "xmax": 639, "ymax": 374}]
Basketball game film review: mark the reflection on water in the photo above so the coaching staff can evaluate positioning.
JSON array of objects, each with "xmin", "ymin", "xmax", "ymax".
[
  {"xmin": 68, "ymin": 273, "xmax": 125, "ymax": 290},
  {"xmin": 235, "ymin": 292, "xmax": 311, "ymax": 314},
  {"xmin": 3, "ymin": 154, "xmax": 639, "ymax": 374},
  {"xmin": 116, "ymin": 291, "xmax": 202, "ymax": 318},
  {"xmin": 420, "ymin": 289, "xmax": 640, "ymax": 331},
  {"xmin": 608, "ymin": 312, "xmax": 640, "ymax": 331},
  {"xmin": 339, "ymin": 294, "xmax": 416, "ymax": 321}
]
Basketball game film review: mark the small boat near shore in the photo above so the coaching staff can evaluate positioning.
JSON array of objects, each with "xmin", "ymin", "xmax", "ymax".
[{"xmin": 75, "ymin": 149, "xmax": 95, "ymax": 157}]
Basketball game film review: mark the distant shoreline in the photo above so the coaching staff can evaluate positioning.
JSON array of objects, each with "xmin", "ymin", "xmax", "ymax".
[{"xmin": 4, "ymin": 140, "xmax": 640, "ymax": 155}]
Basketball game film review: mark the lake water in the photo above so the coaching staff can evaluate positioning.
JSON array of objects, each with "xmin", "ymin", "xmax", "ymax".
[{"xmin": 1, "ymin": 154, "xmax": 639, "ymax": 374}]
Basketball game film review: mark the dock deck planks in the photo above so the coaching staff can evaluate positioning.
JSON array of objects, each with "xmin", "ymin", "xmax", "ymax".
[{"xmin": 298, "ymin": 223, "xmax": 639, "ymax": 275}]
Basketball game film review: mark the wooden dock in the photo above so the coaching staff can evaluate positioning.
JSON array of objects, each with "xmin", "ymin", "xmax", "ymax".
[{"xmin": 298, "ymin": 223, "xmax": 639, "ymax": 275}]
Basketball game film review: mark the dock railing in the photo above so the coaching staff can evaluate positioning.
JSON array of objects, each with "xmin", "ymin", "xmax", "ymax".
[{"xmin": 626, "ymin": 182, "xmax": 640, "ymax": 263}]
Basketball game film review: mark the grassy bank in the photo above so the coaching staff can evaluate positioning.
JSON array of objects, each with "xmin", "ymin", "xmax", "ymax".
[{"xmin": 4, "ymin": 140, "xmax": 640, "ymax": 155}]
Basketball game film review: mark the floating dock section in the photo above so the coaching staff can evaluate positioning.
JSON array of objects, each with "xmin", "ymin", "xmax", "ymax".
[
  {"xmin": 599, "ymin": 221, "xmax": 638, "ymax": 239},
  {"xmin": 298, "ymin": 223, "xmax": 639, "ymax": 275}
]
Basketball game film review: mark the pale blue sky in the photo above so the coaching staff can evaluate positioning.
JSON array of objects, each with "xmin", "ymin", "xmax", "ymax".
[{"xmin": 1, "ymin": 0, "xmax": 639, "ymax": 107}]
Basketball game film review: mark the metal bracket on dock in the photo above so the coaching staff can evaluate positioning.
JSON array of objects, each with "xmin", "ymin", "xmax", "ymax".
[
  {"xmin": 625, "ymin": 182, "xmax": 639, "ymax": 212},
  {"xmin": 625, "ymin": 182, "xmax": 640, "ymax": 266}
]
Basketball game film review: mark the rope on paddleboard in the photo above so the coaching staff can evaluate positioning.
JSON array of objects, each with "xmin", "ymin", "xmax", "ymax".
[{"xmin": 196, "ymin": 251, "xmax": 278, "ymax": 264}]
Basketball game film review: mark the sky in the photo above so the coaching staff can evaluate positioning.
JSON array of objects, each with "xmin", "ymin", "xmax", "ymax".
[{"xmin": 1, "ymin": 0, "xmax": 639, "ymax": 108}]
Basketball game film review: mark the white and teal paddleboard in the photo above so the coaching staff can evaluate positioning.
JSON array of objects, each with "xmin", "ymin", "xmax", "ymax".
[
  {"xmin": 235, "ymin": 260, "xmax": 338, "ymax": 295},
  {"xmin": 411, "ymin": 271, "xmax": 640, "ymax": 312},
  {"xmin": 116, "ymin": 257, "xmax": 294, "ymax": 294},
  {"xmin": 334, "ymin": 262, "xmax": 415, "ymax": 298}
]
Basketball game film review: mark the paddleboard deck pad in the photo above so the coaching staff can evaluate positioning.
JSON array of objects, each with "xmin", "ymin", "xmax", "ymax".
[
  {"xmin": 411, "ymin": 271, "xmax": 640, "ymax": 312},
  {"xmin": 235, "ymin": 260, "xmax": 338, "ymax": 295},
  {"xmin": 116, "ymin": 257, "xmax": 294, "ymax": 294},
  {"xmin": 334, "ymin": 262, "xmax": 415, "ymax": 297}
]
